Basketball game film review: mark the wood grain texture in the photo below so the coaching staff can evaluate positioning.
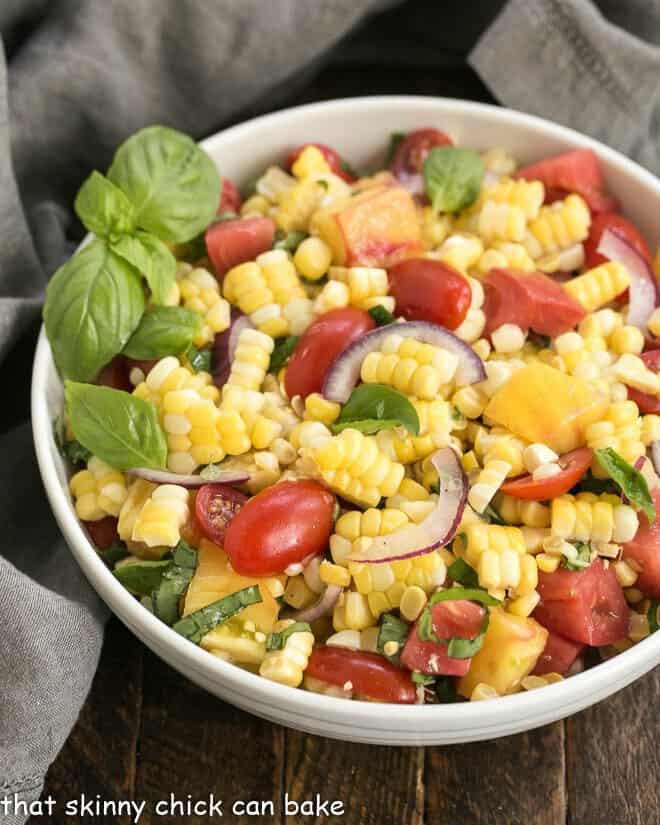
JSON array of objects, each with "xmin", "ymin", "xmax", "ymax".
[
  {"xmin": 566, "ymin": 669, "xmax": 660, "ymax": 825},
  {"xmin": 33, "ymin": 619, "xmax": 143, "ymax": 825},
  {"xmin": 284, "ymin": 731, "xmax": 424, "ymax": 825},
  {"xmin": 425, "ymin": 722, "xmax": 566, "ymax": 825},
  {"xmin": 134, "ymin": 651, "xmax": 284, "ymax": 824}
]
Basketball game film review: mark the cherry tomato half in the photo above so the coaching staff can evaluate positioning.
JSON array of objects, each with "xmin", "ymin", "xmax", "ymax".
[
  {"xmin": 205, "ymin": 216, "xmax": 275, "ymax": 278},
  {"xmin": 218, "ymin": 177, "xmax": 242, "ymax": 214},
  {"xmin": 625, "ymin": 350, "xmax": 660, "ymax": 414},
  {"xmin": 390, "ymin": 128, "xmax": 453, "ymax": 178},
  {"xmin": 284, "ymin": 307, "xmax": 375, "ymax": 399},
  {"xmin": 195, "ymin": 484, "xmax": 248, "ymax": 546},
  {"xmin": 85, "ymin": 516, "xmax": 119, "ymax": 550},
  {"xmin": 286, "ymin": 143, "xmax": 355, "ymax": 182},
  {"xmin": 387, "ymin": 258, "xmax": 471, "ymax": 330},
  {"xmin": 584, "ymin": 213, "xmax": 652, "ymax": 270},
  {"xmin": 500, "ymin": 447, "xmax": 593, "ymax": 501},
  {"xmin": 306, "ymin": 646, "xmax": 417, "ymax": 704},
  {"xmin": 224, "ymin": 480, "xmax": 335, "ymax": 576}
]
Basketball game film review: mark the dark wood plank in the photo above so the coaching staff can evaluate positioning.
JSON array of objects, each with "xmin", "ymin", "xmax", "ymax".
[
  {"xmin": 284, "ymin": 731, "xmax": 424, "ymax": 825},
  {"xmin": 134, "ymin": 651, "xmax": 284, "ymax": 824},
  {"xmin": 425, "ymin": 722, "xmax": 566, "ymax": 825},
  {"xmin": 566, "ymin": 669, "xmax": 660, "ymax": 825},
  {"xmin": 33, "ymin": 618, "xmax": 144, "ymax": 824}
]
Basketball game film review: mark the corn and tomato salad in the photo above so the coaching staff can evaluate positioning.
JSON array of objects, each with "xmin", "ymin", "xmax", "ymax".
[{"xmin": 49, "ymin": 124, "xmax": 660, "ymax": 706}]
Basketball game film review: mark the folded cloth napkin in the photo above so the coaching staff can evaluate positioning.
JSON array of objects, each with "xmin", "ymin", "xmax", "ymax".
[{"xmin": 4, "ymin": 0, "xmax": 660, "ymax": 820}]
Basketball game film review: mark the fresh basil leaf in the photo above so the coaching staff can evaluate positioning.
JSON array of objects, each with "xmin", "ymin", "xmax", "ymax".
[
  {"xmin": 61, "ymin": 439, "xmax": 92, "ymax": 467},
  {"xmin": 65, "ymin": 381, "xmax": 167, "ymax": 470},
  {"xmin": 269, "ymin": 336, "xmax": 299, "ymax": 373},
  {"xmin": 98, "ymin": 540, "xmax": 130, "ymax": 567},
  {"xmin": 123, "ymin": 306, "xmax": 200, "ymax": 360},
  {"xmin": 107, "ymin": 125, "xmax": 220, "ymax": 243},
  {"xmin": 75, "ymin": 171, "xmax": 136, "ymax": 239},
  {"xmin": 412, "ymin": 672, "xmax": 436, "ymax": 687},
  {"xmin": 446, "ymin": 614, "xmax": 489, "ymax": 659},
  {"xmin": 111, "ymin": 230, "xmax": 176, "ymax": 305},
  {"xmin": 561, "ymin": 541, "xmax": 592, "ymax": 572},
  {"xmin": 648, "ymin": 600, "xmax": 660, "ymax": 634},
  {"xmin": 187, "ymin": 345, "xmax": 212, "ymax": 373},
  {"xmin": 377, "ymin": 612, "xmax": 409, "ymax": 665},
  {"xmin": 447, "ymin": 557, "xmax": 479, "ymax": 588},
  {"xmin": 152, "ymin": 541, "xmax": 198, "ymax": 626},
  {"xmin": 273, "ymin": 230, "xmax": 307, "ymax": 252},
  {"xmin": 423, "ymin": 146, "xmax": 484, "ymax": 213},
  {"xmin": 332, "ymin": 384, "xmax": 420, "ymax": 436},
  {"xmin": 384, "ymin": 132, "xmax": 405, "ymax": 167},
  {"xmin": 266, "ymin": 621, "xmax": 312, "ymax": 651},
  {"xmin": 368, "ymin": 305, "xmax": 395, "ymax": 327},
  {"xmin": 484, "ymin": 503, "xmax": 507, "ymax": 526},
  {"xmin": 43, "ymin": 239, "xmax": 144, "ymax": 381},
  {"xmin": 114, "ymin": 559, "xmax": 171, "ymax": 596},
  {"xmin": 435, "ymin": 677, "xmax": 460, "ymax": 703},
  {"xmin": 173, "ymin": 585, "xmax": 262, "ymax": 643},
  {"xmin": 595, "ymin": 447, "xmax": 656, "ymax": 523}
]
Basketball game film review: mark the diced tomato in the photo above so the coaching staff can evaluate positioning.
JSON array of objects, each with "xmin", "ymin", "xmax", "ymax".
[
  {"xmin": 400, "ymin": 600, "xmax": 485, "ymax": 677},
  {"xmin": 195, "ymin": 484, "xmax": 248, "ymax": 547},
  {"xmin": 534, "ymin": 559, "xmax": 630, "ymax": 646},
  {"xmin": 483, "ymin": 268, "xmax": 585, "ymax": 338},
  {"xmin": 623, "ymin": 488, "xmax": 660, "ymax": 598},
  {"xmin": 390, "ymin": 128, "xmax": 453, "ymax": 177},
  {"xmin": 306, "ymin": 647, "xmax": 417, "ymax": 703},
  {"xmin": 218, "ymin": 178, "xmax": 242, "ymax": 214},
  {"xmin": 286, "ymin": 143, "xmax": 355, "ymax": 182},
  {"xmin": 96, "ymin": 356, "xmax": 132, "ymax": 393},
  {"xmin": 205, "ymin": 216, "xmax": 275, "ymax": 278},
  {"xmin": 625, "ymin": 350, "xmax": 660, "ymax": 414},
  {"xmin": 85, "ymin": 516, "xmax": 119, "ymax": 550},
  {"xmin": 501, "ymin": 447, "xmax": 593, "ymax": 501},
  {"xmin": 516, "ymin": 148, "xmax": 619, "ymax": 215},
  {"xmin": 584, "ymin": 213, "xmax": 652, "ymax": 269},
  {"xmin": 284, "ymin": 307, "xmax": 375, "ymax": 399},
  {"xmin": 532, "ymin": 629, "xmax": 584, "ymax": 676},
  {"xmin": 387, "ymin": 258, "xmax": 471, "ymax": 330}
]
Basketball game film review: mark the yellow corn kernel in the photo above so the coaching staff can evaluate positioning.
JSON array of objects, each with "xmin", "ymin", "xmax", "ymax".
[
  {"xmin": 293, "ymin": 236, "xmax": 333, "ymax": 281},
  {"xmin": 525, "ymin": 194, "xmax": 591, "ymax": 257},
  {"xmin": 259, "ymin": 620, "xmax": 315, "ymax": 687},
  {"xmin": 319, "ymin": 560, "xmax": 351, "ymax": 588},
  {"xmin": 303, "ymin": 393, "xmax": 341, "ymax": 425},
  {"xmin": 563, "ymin": 261, "xmax": 630, "ymax": 312},
  {"xmin": 131, "ymin": 484, "xmax": 190, "ymax": 548},
  {"xmin": 399, "ymin": 585, "xmax": 428, "ymax": 622},
  {"xmin": 283, "ymin": 575, "xmax": 317, "ymax": 610},
  {"xmin": 291, "ymin": 145, "xmax": 332, "ymax": 179},
  {"xmin": 507, "ymin": 591, "xmax": 541, "ymax": 618},
  {"xmin": 536, "ymin": 553, "xmax": 561, "ymax": 573}
]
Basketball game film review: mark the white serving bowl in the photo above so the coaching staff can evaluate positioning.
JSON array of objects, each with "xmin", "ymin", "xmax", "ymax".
[{"xmin": 32, "ymin": 96, "xmax": 660, "ymax": 745}]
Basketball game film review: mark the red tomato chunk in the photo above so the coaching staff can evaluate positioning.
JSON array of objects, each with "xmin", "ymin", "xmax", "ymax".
[
  {"xmin": 387, "ymin": 258, "xmax": 471, "ymax": 330},
  {"xmin": 205, "ymin": 216, "xmax": 275, "ymax": 278},
  {"xmin": 626, "ymin": 350, "xmax": 660, "ymax": 415},
  {"xmin": 532, "ymin": 629, "xmax": 584, "ymax": 676},
  {"xmin": 286, "ymin": 143, "xmax": 355, "ymax": 182},
  {"xmin": 623, "ymin": 489, "xmax": 660, "ymax": 598}
]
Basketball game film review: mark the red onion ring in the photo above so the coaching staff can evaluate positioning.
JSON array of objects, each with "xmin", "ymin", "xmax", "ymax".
[
  {"xmin": 129, "ymin": 467, "xmax": 249, "ymax": 487},
  {"xmin": 290, "ymin": 584, "xmax": 343, "ymax": 623}
]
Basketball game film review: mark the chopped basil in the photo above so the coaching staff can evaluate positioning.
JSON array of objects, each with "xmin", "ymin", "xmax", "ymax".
[
  {"xmin": 173, "ymin": 585, "xmax": 262, "ymax": 643},
  {"xmin": 447, "ymin": 557, "xmax": 479, "ymax": 588},
  {"xmin": 417, "ymin": 588, "xmax": 500, "ymax": 653},
  {"xmin": 384, "ymin": 132, "xmax": 406, "ymax": 167},
  {"xmin": 269, "ymin": 335, "xmax": 299, "ymax": 373},
  {"xmin": 266, "ymin": 621, "xmax": 312, "ymax": 651},
  {"xmin": 423, "ymin": 146, "xmax": 484, "ymax": 214},
  {"xmin": 411, "ymin": 671, "xmax": 436, "ymax": 687},
  {"xmin": 273, "ymin": 230, "xmax": 307, "ymax": 252},
  {"xmin": 98, "ymin": 540, "xmax": 130, "ymax": 567},
  {"xmin": 62, "ymin": 438, "xmax": 92, "ymax": 467},
  {"xmin": 187, "ymin": 345, "xmax": 212, "ymax": 374},
  {"xmin": 332, "ymin": 383, "xmax": 420, "ymax": 436},
  {"xmin": 446, "ymin": 613, "xmax": 490, "ymax": 659},
  {"xmin": 595, "ymin": 447, "xmax": 656, "ymax": 523},
  {"xmin": 561, "ymin": 542, "xmax": 592, "ymax": 571},
  {"xmin": 151, "ymin": 541, "xmax": 198, "ymax": 626},
  {"xmin": 648, "ymin": 600, "xmax": 660, "ymax": 634},
  {"xmin": 114, "ymin": 559, "xmax": 171, "ymax": 596},
  {"xmin": 377, "ymin": 612, "xmax": 409, "ymax": 665},
  {"xmin": 368, "ymin": 305, "xmax": 395, "ymax": 327}
]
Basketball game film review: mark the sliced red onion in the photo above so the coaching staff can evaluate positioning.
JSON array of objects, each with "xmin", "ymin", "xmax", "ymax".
[
  {"xmin": 212, "ymin": 310, "xmax": 254, "ymax": 390},
  {"xmin": 129, "ymin": 467, "xmax": 249, "ymax": 487},
  {"xmin": 322, "ymin": 321, "xmax": 486, "ymax": 403},
  {"xmin": 290, "ymin": 584, "xmax": 343, "ymax": 623},
  {"xmin": 397, "ymin": 171, "xmax": 424, "ymax": 197},
  {"xmin": 598, "ymin": 228, "xmax": 658, "ymax": 331},
  {"xmin": 649, "ymin": 445, "xmax": 660, "ymax": 484},
  {"xmin": 348, "ymin": 447, "xmax": 467, "ymax": 564}
]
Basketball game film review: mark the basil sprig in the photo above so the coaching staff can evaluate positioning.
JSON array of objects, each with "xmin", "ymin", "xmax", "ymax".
[
  {"xmin": 75, "ymin": 171, "xmax": 136, "ymax": 240},
  {"xmin": 417, "ymin": 587, "xmax": 500, "ymax": 659},
  {"xmin": 65, "ymin": 381, "xmax": 167, "ymax": 470},
  {"xmin": 110, "ymin": 231, "xmax": 177, "ymax": 306},
  {"xmin": 377, "ymin": 612, "xmax": 410, "ymax": 665},
  {"xmin": 423, "ymin": 146, "xmax": 484, "ymax": 213},
  {"xmin": 123, "ymin": 306, "xmax": 200, "ymax": 360},
  {"xmin": 332, "ymin": 384, "xmax": 420, "ymax": 436},
  {"xmin": 266, "ymin": 621, "xmax": 312, "ymax": 651},
  {"xmin": 173, "ymin": 585, "xmax": 262, "ymax": 643},
  {"xmin": 595, "ymin": 447, "xmax": 656, "ymax": 523},
  {"xmin": 152, "ymin": 541, "xmax": 198, "ymax": 626}
]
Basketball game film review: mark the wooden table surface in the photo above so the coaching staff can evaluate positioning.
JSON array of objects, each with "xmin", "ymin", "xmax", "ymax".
[{"xmin": 32, "ymin": 30, "xmax": 660, "ymax": 824}]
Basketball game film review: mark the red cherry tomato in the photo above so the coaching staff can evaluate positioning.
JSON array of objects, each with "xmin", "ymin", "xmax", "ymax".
[
  {"xmin": 224, "ymin": 480, "xmax": 335, "ymax": 576},
  {"xmin": 85, "ymin": 516, "xmax": 119, "ymax": 550},
  {"xmin": 390, "ymin": 128, "xmax": 453, "ymax": 177},
  {"xmin": 623, "ymin": 488, "xmax": 660, "ymax": 598},
  {"xmin": 195, "ymin": 484, "xmax": 248, "ymax": 546},
  {"xmin": 96, "ymin": 356, "xmax": 132, "ymax": 392},
  {"xmin": 534, "ymin": 559, "xmax": 630, "ymax": 646},
  {"xmin": 500, "ymin": 448, "xmax": 593, "ymax": 501},
  {"xmin": 532, "ymin": 629, "xmax": 584, "ymax": 676},
  {"xmin": 516, "ymin": 148, "xmax": 619, "ymax": 215},
  {"xmin": 387, "ymin": 259, "xmax": 471, "ymax": 330},
  {"xmin": 584, "ymin": 213, "xmax": 652, "ymax": 270},
  {"xmin": 205, "ymin": 216, "xmax": 275, "ymax": 278},
  {"xmin": 625, "ymin": 350, "xmax": 660, "ymax": 414},
  {"xmin": 400, "ymin": 599, "xmax": 485, "ymax": 677},
  {"xmin": 218, "ymin": 178, "xmax": 242, "ymax": 214},
  {"xmin": 284, "ymin": 307, "xmax": 375, "ymax": 399},
  {"xmin": 306, "ymin": 646, "xmax": 417, "ymax": 704},
  {"xmin": 286, "ymin": 143, "xmax": 355, "ymax": 182}
]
